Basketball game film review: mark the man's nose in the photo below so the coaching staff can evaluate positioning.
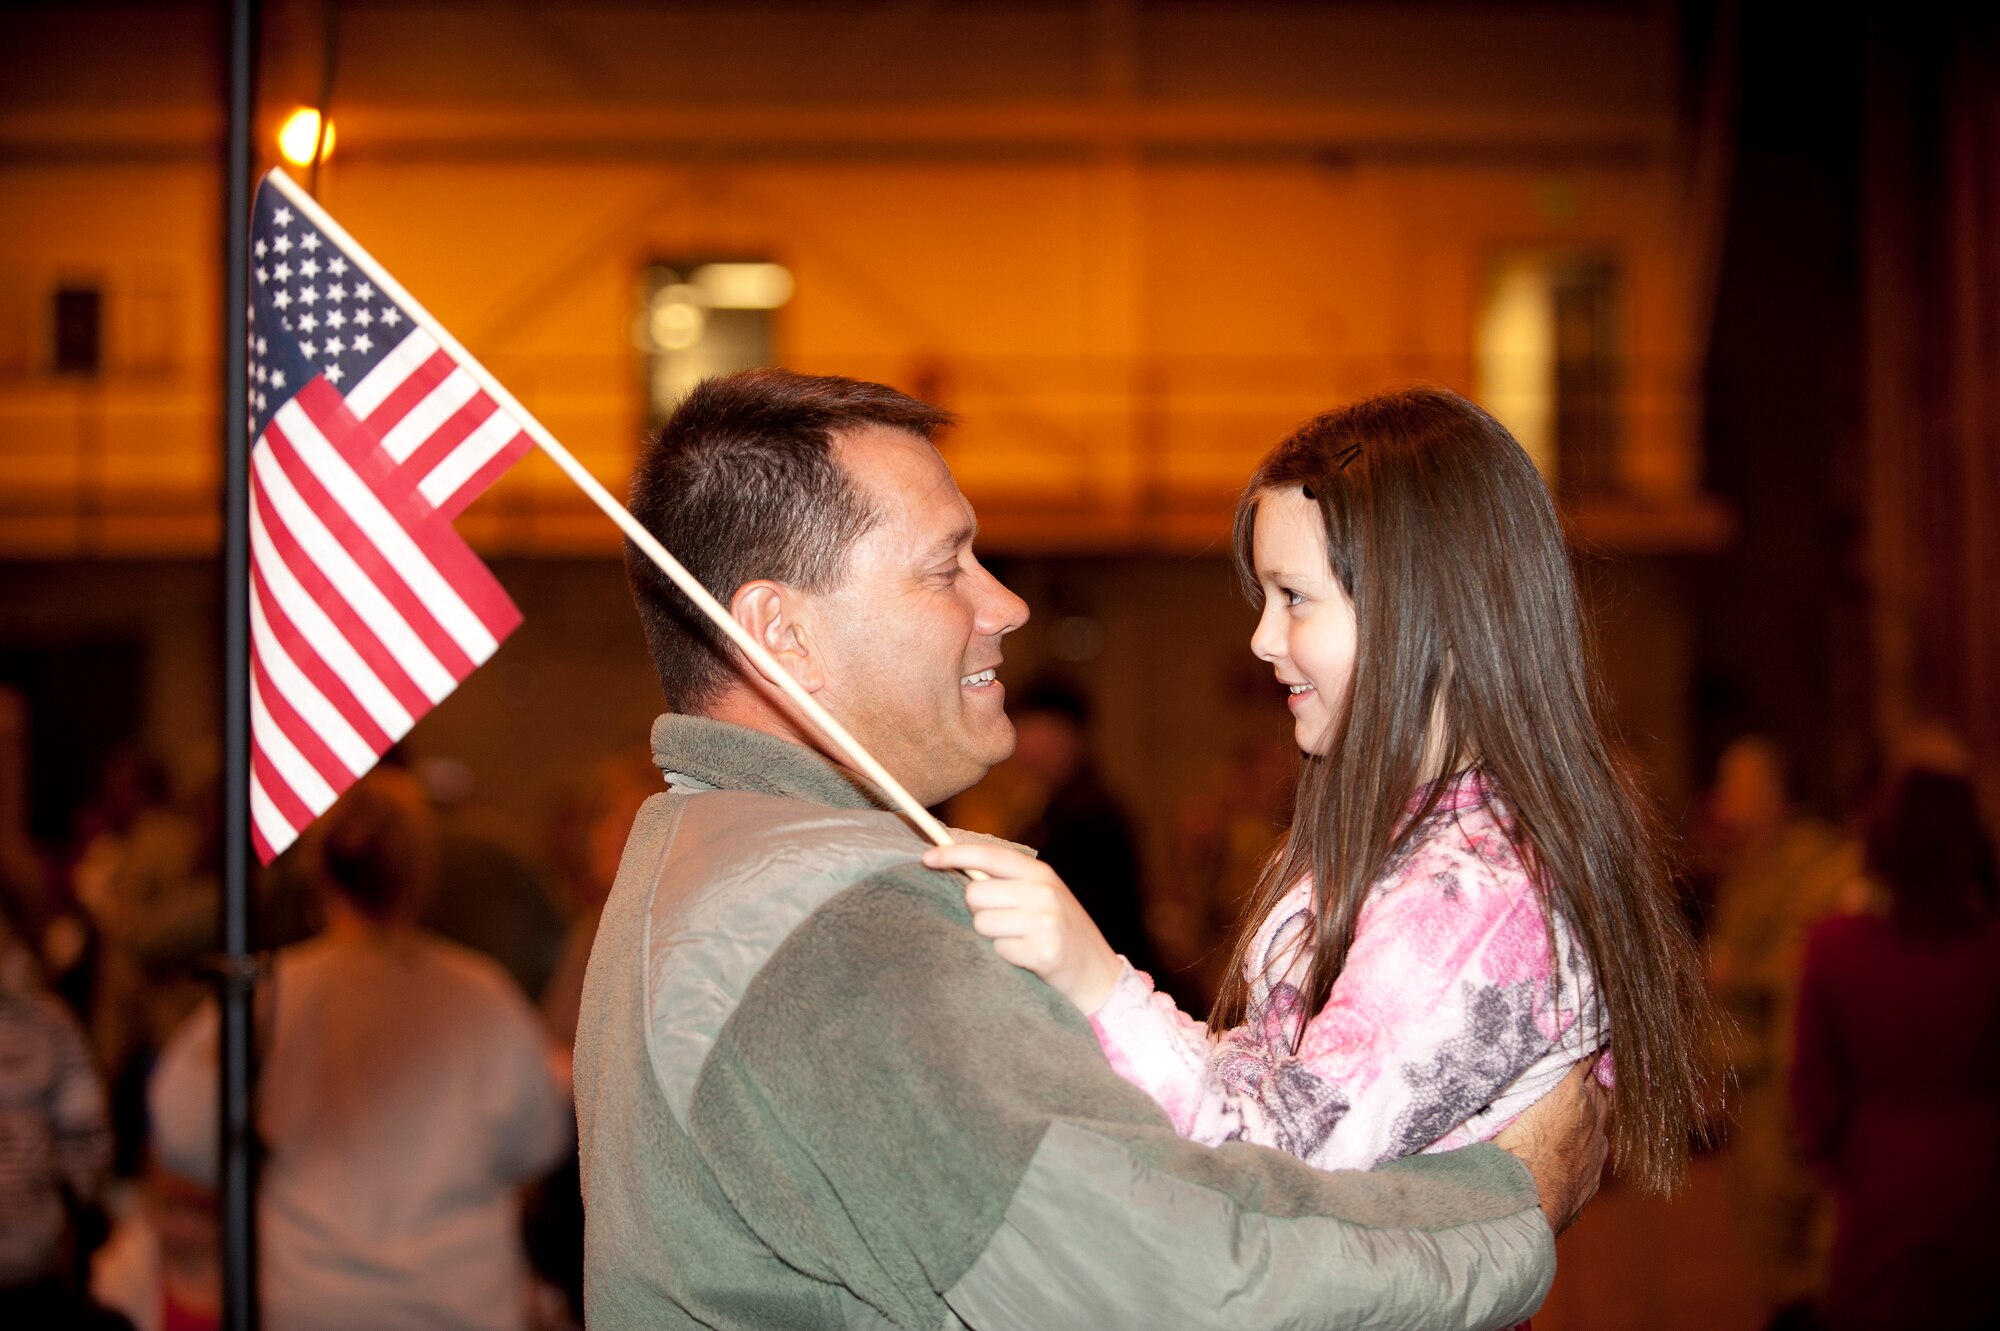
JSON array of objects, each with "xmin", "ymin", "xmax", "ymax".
[{"xmin": 970, "ymin": 561, "xmax": 1030, "ymax": 637}]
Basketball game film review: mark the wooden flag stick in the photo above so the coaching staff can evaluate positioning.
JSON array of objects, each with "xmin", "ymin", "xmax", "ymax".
[{"xmin": 263, "ymin": 170, "xmax": 961, "ymax": 850}]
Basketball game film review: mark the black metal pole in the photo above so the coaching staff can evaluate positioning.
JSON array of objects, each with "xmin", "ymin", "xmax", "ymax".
[{"xmin": 220, "ymin": 0, "xmax": 260, "ymax": 1327}]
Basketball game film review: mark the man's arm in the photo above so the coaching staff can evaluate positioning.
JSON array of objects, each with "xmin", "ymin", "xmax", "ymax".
[
  {"xmin": 1493, "ymin": 1055, "xmax": 1612, "ymax": 1234},
  {"xmin": 692, "ymin": 870, "xmax": 1556, "ymax": 1331}
]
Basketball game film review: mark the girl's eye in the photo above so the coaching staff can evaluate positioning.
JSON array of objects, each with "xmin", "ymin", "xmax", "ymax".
[{"xmin": 1283, "ymin": 589, "xmax": 1306, "ymax": 607}]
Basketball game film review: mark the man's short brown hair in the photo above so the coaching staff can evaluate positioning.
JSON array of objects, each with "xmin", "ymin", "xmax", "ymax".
[{"xmin": 626, "ymin": 368, "xmax": 954, "ymax": 713}]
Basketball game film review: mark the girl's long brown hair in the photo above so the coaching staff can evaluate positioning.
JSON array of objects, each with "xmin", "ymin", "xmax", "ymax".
[{"xmin": 1213, "ymin": 386, "xmax": 1719, "ymax": 1193}]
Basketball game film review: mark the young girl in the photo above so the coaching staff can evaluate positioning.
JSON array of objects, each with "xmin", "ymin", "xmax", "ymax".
[{"xmin": 925, "ymin": 386, "xmax": 1715, "ymax": 1194}]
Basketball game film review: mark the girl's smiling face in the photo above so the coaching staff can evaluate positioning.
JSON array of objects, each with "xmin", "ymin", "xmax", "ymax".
[{"xmin": 1248, "ymin": 485, "xmax": 1357, "ymax": 755}]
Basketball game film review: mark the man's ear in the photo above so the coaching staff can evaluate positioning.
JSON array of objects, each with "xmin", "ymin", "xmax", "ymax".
[{"xmin": 729, "ymin": 580, "xmax": 825, "ymax": 694}]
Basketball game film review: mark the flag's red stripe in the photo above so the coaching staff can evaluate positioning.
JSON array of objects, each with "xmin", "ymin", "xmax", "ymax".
[
  {"xmin": 352, "ymin": 458, "xmax": 522, "ymax": 647},
  {"xmin": 361, "ymin": 347, "xmax": 456, "ymax": 440},
  {"xmin": 314, "ymin": 377, "xmax": 395, "ymax": 480},
  {"xmin": 251, "ymin": 460, "xmax": 434, "ymax": 721},
  {"xmin": 250, "ymin": 648, "xmax": 357, "ymax": 794},
  {"xmin": 396, "ymin": 504, "xmax": 523, "ymax": 644},
  {"xmin": 296, "ymin": 379, "xmax": 493, "ymax": 669},
  {"xmin": 431, "ymin": 430, "xmax": 534, "ymax": 523},
  {"xmin": 389, "ymin": 389, "xmax": 491, "ymax": 496},
  {"xmin": 267, "ymin": 403, "xmax": 477, "ymax": 682},
  {"xmin": 250, "ymin": 821, "xmax": 276, "ymax": 866},
  {"xmin": 330, "ymin": 389, "xmax": 524, "ymax": 645},
  {"xmin": 293, "ymin": 386, "xmax": 496, "ymax": 674},
  {"xmin": 249, "ymin": 741, "xmax": 316, "ymax": 838},
  {"xmin": 251, "ymin": 562, "xmax": 396, "ymax": 756}
]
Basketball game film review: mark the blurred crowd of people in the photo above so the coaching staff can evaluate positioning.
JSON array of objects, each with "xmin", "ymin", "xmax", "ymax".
[
  {"xmin": 1691, "ymin": 729, "xmax": 2000, "ymax": 1331},
  {"xmin": 0, "ymin": 682, "xmax": 659, "ymax": 1331},
  {"xmin": 3, "ymin": 667, "xmax": 1996, "ymax": 1331}
]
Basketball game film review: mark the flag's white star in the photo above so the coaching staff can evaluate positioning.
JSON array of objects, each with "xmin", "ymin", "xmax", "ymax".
[
  {"xmin": 254, "ymin": 364, "xmax": 267, "ymax": 384},
  {"xmin": 380, "ymin": 308, "xmax": 402, "ymax": 327},
  {"xmin": 300, "ymin": 340, "xmax": 317, "ymax": 358},
  {"xmin": 352, "ymin": 334, "xmax": 373, "ymax": 355},
  {"xmin": 298, "ymin": 287, "xmax": 318, "ymax": 306},
  {"xmin": 269, "ymin": 369, "xmax": 285, "ymax": 390},
  {"xmin": 256, "ymin": 336, "xmax": 267, "ymax": 355},
  {"xmin": 254, "ymin": 238, "xmax": 267, "ymax": 259},
  {"xmin": 354, "ymin": 308, "xmax": 373, "ymax": 327},
  {"xmin": 273, "ymin": 206, "xmax": 292, "ymax": 226},
  {"xmin": 301, "ymin": 232, "xmax": 320, "ymax": 252},
  {"xmin": 324, "ymin": 364, "xmax": 344, "ymax": 384},
  {"xmin": 272, "ymin": 290, "xmax": 291, "ymax": 310},
  {"xmin": 329, "ymin": 257, "xmax": 348, "ymax": 276},
  {"xmin": 272, "ymin": 262, "xmax": 291, "ymax": 282},
  {"xmin": 273, "ymin": 233, "xmax": 292, "ymax": 254},
  {"xmin": 299, "ymin": 258, "xmax": 320, "ymax": 280},
  {"xmin": 255, "ymin": 390, "xmax": 268, "ymax": 410},
  {"xmin": 327, "ymin": 283, "xmax": 345, "ymax": 303},
  {"xmin": 256, "ymin": 266, "xmax": 268, "ymax": 285},
  {"xmin": 325, "ymin": 309, "xmax": 346, "ymax": 330},
  {"xmin": 355, "ymin": 281, "xmax": 375, "ymax": 301},
  {"xmin": 297, "ymin": 311, "xmax": 318, "ymax": 333},
  {"xmin": 324, "ymin": 336, "xmax": 345, "ymax": 358}
]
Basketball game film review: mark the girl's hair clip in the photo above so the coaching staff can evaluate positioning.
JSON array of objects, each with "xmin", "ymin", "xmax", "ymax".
[{"xmin": 1304, "ymin": 444, "xmax": 1364, "ymax": 499}]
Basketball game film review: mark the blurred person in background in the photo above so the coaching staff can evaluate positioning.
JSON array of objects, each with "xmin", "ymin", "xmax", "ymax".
[
  {"xmin": 1791, "ymin": 763, "xmax": 2000, "ymax": 1331},
  {"xmin": 69, "ymin": 745, "xmax": 216, "ymax": 1178},
  {"xmin": 1702, "ymin": 735, "xmax": 1863, "ymax": 1328},
  {"xmin": 1163, "ymin": 733, "xmax": 1297, "ymax": 1010},
  {"xmin": 539, "ymin": 752, "xmax": 662, "ymax": 1056},
  {"xmin": 149, "ymin": 768, "xmax": 569, "ymax": 1331},
  {"xmin": 419, "ymin": 758, "xmax": 568, "ymax": 1004},
  {"xmin": 0, "ymin": 687, "xmax": 57, "ymax": 968},
  {"xmin": 89, "ymin": 1165, "xmax": 221, "ymax": 1331},
  {"xmin": 0, "ymin": 917, "xmax": 124, "ymax": 1329},
  {"xmin": 987, "ymin": 676, "xmax": 1161, "ymax": 984},
  {"xmin": 525, "ymin": 750, "xmax": 661, "ymax": 1331}
]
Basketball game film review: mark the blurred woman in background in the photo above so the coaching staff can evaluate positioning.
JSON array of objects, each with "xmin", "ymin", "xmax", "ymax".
[
  {"xmin": 1791, "ymin": 765, "xmax": 2000, "ymax": 1331},
  {"xmin": 148, "ymin": 769, "xmax": 568, "ymax": 1331}
]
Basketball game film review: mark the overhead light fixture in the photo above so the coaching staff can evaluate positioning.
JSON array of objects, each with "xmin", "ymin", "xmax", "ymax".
[{"xmin": 278, "ymin": 107, "xmax": 335, "ymax": 167}]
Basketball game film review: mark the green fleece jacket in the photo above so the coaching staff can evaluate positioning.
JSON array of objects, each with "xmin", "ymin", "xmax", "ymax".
[{"xmin": 573, "ymin": 715, "xmax": 1554, "ymax": 1329}]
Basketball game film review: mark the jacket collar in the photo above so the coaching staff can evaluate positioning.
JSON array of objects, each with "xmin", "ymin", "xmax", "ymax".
[{"xmin": 650, "ymin": 713, "xmax": 894, "ymax": 812}]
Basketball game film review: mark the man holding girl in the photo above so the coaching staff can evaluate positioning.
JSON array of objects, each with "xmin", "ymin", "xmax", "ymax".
[{"xmin": 573, "ymin": 369, "xmax": 1701, "ymax": 1329}]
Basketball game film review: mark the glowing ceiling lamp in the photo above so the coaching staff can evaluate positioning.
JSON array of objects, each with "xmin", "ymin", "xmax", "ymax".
[{"xmin": 278, "ymin": 107, "xmax": 335, "ymax": 167}]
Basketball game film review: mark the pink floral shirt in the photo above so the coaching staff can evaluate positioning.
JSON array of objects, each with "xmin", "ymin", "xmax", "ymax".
[{"xmin": 1091, "ymin": 771, "xmax": 1605, "ymax": 1171}]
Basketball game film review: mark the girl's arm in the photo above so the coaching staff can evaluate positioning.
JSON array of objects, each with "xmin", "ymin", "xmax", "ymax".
[
  {"xmin": 928, "ymin": 830, "xmax": 1600, "ymax": 1172},
  {"xmin": 922, "ymin": 842, "xmax": 1126, "ymax": 1012},
  {"xmin": 1089, "ymin": 863, "xmax": 1593, "ymax": 1171},
  {"xmin": 923, "ymin": 842, "xmax": 1309, "ymax": 1145},
  {"xmin": 920, "ymin": 842, "xmax": 1228, "ymax": 1132}
]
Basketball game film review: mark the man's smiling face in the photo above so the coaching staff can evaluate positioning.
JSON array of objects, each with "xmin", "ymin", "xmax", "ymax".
[{"xmin": 804, "ymin": 424, "xmax": 1029, "ymax": 807}]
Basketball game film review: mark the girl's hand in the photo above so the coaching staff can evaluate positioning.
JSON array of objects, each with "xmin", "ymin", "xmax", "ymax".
[{"xmin": 921, "ymin": 842, "xmax": 1124, "ymax": 1012}]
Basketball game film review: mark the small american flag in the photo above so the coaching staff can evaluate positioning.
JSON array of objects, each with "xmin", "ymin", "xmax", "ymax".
[{"xmin": 245, "ymin": 171, "xmax": 533, "ymax": 863}]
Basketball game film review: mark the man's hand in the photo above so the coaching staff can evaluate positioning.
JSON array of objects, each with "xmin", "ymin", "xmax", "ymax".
[{"xmin": 1492, "ymin": 1054, "xmax": 1611, "ymax": 1235}]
